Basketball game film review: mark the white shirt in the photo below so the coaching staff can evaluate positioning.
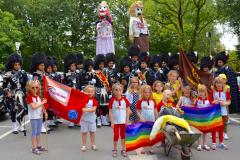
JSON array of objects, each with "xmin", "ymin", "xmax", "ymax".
[
  {"xmin": 28, "ymin": 96, "xmax": 43, "ymax": 120},
  {"xmin": 109, "ymin": 97, "xmax": 130, "ymax": 124},
  {"xmin": 137, "ymin": 99, "xmax": 156, "ymax": 122},
  {"xmin": 129, "ymin": 17, "xmax": 149, "ymax": 37}
]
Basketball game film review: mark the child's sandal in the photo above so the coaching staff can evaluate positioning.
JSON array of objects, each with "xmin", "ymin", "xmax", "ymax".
[
  {"xmin": 31, "ymin": 148, "xmax": 41, "ymax": 155},
  {"xmin": 91, "ymin": 145, "xmax": 98, "ymax": 151},
  {"xmin": 121, "ymin": 150, "xmax": 128, "ymax": 157},
  {"xmin": 112, "ymin": 150, "xmax": 117, "ymax": 158},
  {"xmin": 81, "ymin": 146, "xmax": 88, "ymax": 152},
  {"xmin": 37, "ymin": 146, "xmax": 48, "ymax": 152}
]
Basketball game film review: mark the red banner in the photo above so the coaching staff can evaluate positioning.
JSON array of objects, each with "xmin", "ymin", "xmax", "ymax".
[
  {"xmin": 179, "ymin": 51, "xmax": 213, "ymax": 90},
  {"xmin": 43, "ymin": 76, "xmax": 89, "ymax": 124}
]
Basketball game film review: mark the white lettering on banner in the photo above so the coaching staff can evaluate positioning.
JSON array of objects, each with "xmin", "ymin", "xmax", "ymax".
[{"xmin": 48, "ymin": 84, "xmax": 69, "ymax": 106}]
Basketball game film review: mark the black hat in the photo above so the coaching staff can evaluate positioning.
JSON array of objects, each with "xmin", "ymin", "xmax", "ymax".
[
  {"xmin": 128, "ymin": 45, "xmax": 140, "ymax": 57},
  {"xmin": 106, "ymin": 53, "xmax": 115, "ymax": 63},
  {"xmin": 149, "ymin": 55, "xmax": 161, "ymax": 69},
  {"xmin": 94, "ymin": 54, "xmax": 106, "ymax": 69},
  {"xmin": 139, "ymin": 52, "xmax": 151, "ymax": 64},
  {"xmin": 45, "ymin": 56, "xmax": 54, "ymax": 68},
  {"xmin": 120, "ymin": 56, "xmax": 132, "ymax": 72},
  {"xmin": 84, "ymin": 59, "xmax": 94, "ymax": 71},
  {"xmin": 200, "ymin": 56, "xmax": 213, "ymax": 70},
  {"xmin": 187, "ymin": 51, "xmax": 198, "ymax": 64},
  {"xmin": 30, "ymin": 52, "xmax": 47, "ymax": 73},
  {"xmin": 51, "ymin": 56, "xmax": 58, "ymax": 66},
  {"xmin": 5, "ymin": 53, "xmax": 23, "ymax": 71},
  {"xmin": 168, "ymin": 54, "xmax": 179, "ymax": 70},
  {"xmin": 64, "ymin": 53, "xmax": 77, "ymax": 73},
  {"xmin": 214, "ymin": 51, "xmax": 228, "ymax": 67},
  {"xmin": 75, "ymin": 53, "xmax": 84, "ymax": 65},
  {"xmin": 159, "ymin": 54, "xmax": 169, "ymax": 64}
]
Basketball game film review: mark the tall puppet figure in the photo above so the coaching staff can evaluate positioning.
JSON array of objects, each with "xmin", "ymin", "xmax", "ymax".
[
  {"xmin": 96, "ymin": 1, "xmax": 115, "ymax": 55},
  {"xmin": 129, "ymin": 1, "xmax": 149, "ymax": 53}
]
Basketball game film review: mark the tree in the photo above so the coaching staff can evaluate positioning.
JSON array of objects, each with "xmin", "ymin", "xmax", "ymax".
[
  {"xmin": 0, "ymin": 11, "xmax": 23, "ymax": 65},
  {"xmin": 144, "ymin": 0, "xmax": 219, "ymax": 54}
]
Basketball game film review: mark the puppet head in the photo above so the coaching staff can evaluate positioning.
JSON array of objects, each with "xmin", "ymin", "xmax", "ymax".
[
  {"xmin": 129, "ymin": 1, "xmax": 144, "ymax": 17},
  {"xmin": 98, "ymin": 1, "xmax": 111, "ymax": 20}
]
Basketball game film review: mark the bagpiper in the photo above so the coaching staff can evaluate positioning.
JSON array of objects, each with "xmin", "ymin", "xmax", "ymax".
[
  {"xmin": 150, "ymin": 55, "xmax": 165, "ymax": 82},
  {"xmin": 30, "ymin": 52, "xmax": 47, "ymax": 83},
  {"xmin": 159, "ymin": 54, "xmax": 170, "ymax": 83},
  {"xmin": 3, "ymin": 53, "xmax": 28, "ymax": 134},
  {"xmin": 138, "ymin": 52, "xmax": 155, "ymax": 86},
  {"xmin": 128, "ymin": 45, "xmax": 140, "ymax": 76},
  {"xmin": 44, "ymin": 57, "xmax": 59, "ymax": 128},
  {"xmin": 63, "ymin": 53, "xmax": 81, "ymax": 128},
  {"xmin": 83, "ymin": 58, "xmax": 96, "ymax": 87},
  {"xmin": 214, "ymin": 51, "xmax": 240, "ymax": 113},
  {"xmin": 47, "ymin": 56, "xmax": 63, "ymax": 83},
  {"xmin": 94, "ymin": 54, "xmax": 110, "ymax": 127},
  {"xmin": 119, "ymin": 56, "xmax": 133, "ymax": 93},
  {"xmin": 75, "ymin": 53, "xmax": 85, "ymax": 91},
  {"xmin": 104, "ymin": 53, "xmax": 119, "ymax": 88}
]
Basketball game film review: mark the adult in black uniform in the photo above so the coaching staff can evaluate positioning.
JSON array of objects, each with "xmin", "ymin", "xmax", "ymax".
[
  {"xmin": 94, "ymin": 54, "xmax": 110, "ymax": 127},
  {"xmin": 63, "ymin": 54, "xmax": 81, "ymax": 128},
  {"xmin": 3, "ymin": 53, "xmax": 28, "ymax": 134}
]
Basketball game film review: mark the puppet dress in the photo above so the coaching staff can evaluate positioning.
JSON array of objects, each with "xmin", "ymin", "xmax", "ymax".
[{"xmin": 96, "ymin": 19, "xmax": 115, "ymax": 55}]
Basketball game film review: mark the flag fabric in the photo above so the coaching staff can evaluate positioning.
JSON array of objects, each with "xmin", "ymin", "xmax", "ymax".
[
  {"xmin": 181, "ymin": 105, "xmax": 223, "ymax": 133},
  {"xmin": 43, "ymin": 76, "xmax": 89, "ymax": 124},
  {"xmin": 179, "ymin": 51, "xmax": 213, "ymax": 90},
  {"xmin": 125, "ymin": 121, "xmax": 164, "ymax": 152}
]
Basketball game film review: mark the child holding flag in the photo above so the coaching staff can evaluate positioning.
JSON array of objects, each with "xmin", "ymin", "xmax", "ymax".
[
  {"xmin": 136, "ymin": 85, "xmax": 158, "ymax": 154},
  {"xmin": 195, "ymin": 84, "xmax": 211, "ymax": 151},
  {"xmin": 26, "ymin": 80, "xmax": 48, "ymax": 155},
  {"xmin": 80, "ymin": 85, "xmax": 98, "ymax": 152},
  {"xmin": 210, "ymin": 76, "xmax": 231, "ymax": 150},
  {"xmin": 109, "ymin": 83, "xmax": 130, "ymax": 158},
  {"xmin": 176, "ymin": 85, "xmax": 195, "ymax": 109}
]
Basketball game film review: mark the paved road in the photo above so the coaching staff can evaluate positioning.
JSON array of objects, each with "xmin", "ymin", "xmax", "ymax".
[{"xmin": 0, "ymin": 115, "xmax": 240, "ymax": 160}]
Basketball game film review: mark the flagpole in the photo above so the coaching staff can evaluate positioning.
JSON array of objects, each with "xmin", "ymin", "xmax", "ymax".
[{"xmin": 45, "ymin": 121, "xmax": 49, "ymax": 154}]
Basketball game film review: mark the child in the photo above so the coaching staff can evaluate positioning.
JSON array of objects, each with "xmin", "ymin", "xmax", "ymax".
[
  {"xmin": 80, "ymin": 85, "xmax": 98, "ymax": 152},
  {"xmin": 125, "ymin": 77, "xmax": 140, "ymax": 123},
  {"xmin": 165, "ymin": 70, "xmax": 183, "ymax": 104},
  {"xmin": 26, "ymin": 80, "xmax": 48, "ymax": 155},
  {"xmin": 136, "ymin": 85, "xmax": 158, "ymax": 154},
  {"xmin": 157, "ymin": 89, "xmax": 179, "ymax": 117},
  {"xmin": 152, "ymin": 80, "xmax": 164, "ymax": 105},
  {"xmin": 210, "ymin": 77, "xmax": 230, "ymax": 150},
  {"xmin": 109, "ymin": 83, "xmax": 130, "ymax": 158},
  {"xmin": 195, "ymin": 84, "xmax": 211, "ymax": 151},
  {"xmin": 176, "ymin": 86, "xmax": 195, "ymax": 109},
  {"xmin": 217, "ymin": 74, "xmax": 231, "ymax": 140}
]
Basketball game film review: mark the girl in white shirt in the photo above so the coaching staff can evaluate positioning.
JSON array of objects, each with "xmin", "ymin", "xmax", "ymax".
[
  {"xmin": 109, "ymin": 83, "xmax": 130, "ymax": 158},
  {"xmin": 26, "ymin": 80, "xmax": 48, "ymax": 155}
]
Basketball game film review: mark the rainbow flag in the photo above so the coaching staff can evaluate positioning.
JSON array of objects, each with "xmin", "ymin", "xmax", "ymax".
[
  {"xmin": 125, "ymin": 122, "xmax": 164, "ymax": 152},
  {"xmin": 181, "ymin": 104, "xmax": 223, "ymax": 133}
]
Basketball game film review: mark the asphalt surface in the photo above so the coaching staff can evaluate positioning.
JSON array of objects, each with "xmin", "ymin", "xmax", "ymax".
[{"xmin": 0, "ymin": 114, "xmax": 240, "ymax": 160}]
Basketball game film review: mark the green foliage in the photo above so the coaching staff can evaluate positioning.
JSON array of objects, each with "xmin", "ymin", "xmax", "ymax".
[
  {"xmin": 226, "ymin": 51, "xmax": 240, "ymax": 71},
  {"xmin": 0, "ymin": 10, "xmax": 23, "ymax": 65}
]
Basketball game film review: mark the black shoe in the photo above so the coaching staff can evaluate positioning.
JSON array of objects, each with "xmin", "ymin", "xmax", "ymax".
[{"xmin": 12, "ymin": 131, "xmax": 19, "ymax": 134}]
